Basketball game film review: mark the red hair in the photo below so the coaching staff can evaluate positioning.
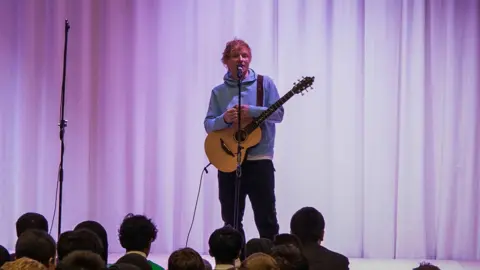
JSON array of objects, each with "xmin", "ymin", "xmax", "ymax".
[{"xmin": 221, "ymin": 38, "xmax": 252, "ymax": 64}]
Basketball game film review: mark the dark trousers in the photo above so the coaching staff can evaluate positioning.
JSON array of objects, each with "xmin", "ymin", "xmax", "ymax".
[{"xmin": 218, "ymin": 159, "xmax": 280, "ymax": 246}]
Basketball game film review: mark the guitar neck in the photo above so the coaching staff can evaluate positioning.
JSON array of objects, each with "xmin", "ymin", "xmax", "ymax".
[{"xmin": 245, "ymin": 90, "xmax": 295, "ymax": 134}]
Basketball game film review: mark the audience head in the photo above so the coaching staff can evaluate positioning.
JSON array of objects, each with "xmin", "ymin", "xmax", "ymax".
[
  {"xmin": 115, "ymin": 253, "xmax": 151, "ymax": 270},
  {"xmin": 208, "ymin": 225, "xmax": 243, "ymax": 265},
  {"xmin": 245, "ymin": 238, "xmax": 273, "ymax": 257},
  {"xmin": 271, "ymin": 244, "xmax": 308, "ymax": 270},
  {"xmin": 75, "ymin": 220, "xmax": 109, "ymax": 263},
  {"xmin": 15, "ymin": 212, "xmax": 48, "ymax": 238},
  {"xmin": 109, "ymin": 263, "xmax": 141, "ymax": 270},
  {"xmin": 56, "ymin": 250, "xmax": 105, "ymax": 270},
  {"xmin": 168, "ymin": 247, "xmax": 204, "ymax": 270},
  {"xmin": 14, "ymin": 229, "xmax": 56, "ymax": 269},
  {"xmin": 240, "ymin": 252, "xmax": 278, "ymax": 270},
  {"xmin": 57, "ymin": 229, "xmax": 104, "ymax": 261},
  {"xmin": 290, "ymin": 207, "xmax": 325, "ymax": 244},
  {"xmin": 273, "ymin": 234, "xmax": 303, "ymax": 252},
  {"xmin": 1, "ymin": 257, "xmax": 48, "ymax": 270},
  {"xmin": 413, "ymin": 262, "xmax": 441, "ymax": 270},
  {"xmin": 203, "ymin": 259, "xmax": 213, "ymax": 270},
  {"xmin": 0, "ymin": 245, "xmax": 12, "ymax": 267},
  {"xmin": 118, "ymin": 213, "xmax": 158, "ymax": 256}
]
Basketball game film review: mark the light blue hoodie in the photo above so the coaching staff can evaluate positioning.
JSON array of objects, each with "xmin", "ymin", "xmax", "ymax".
[{"xmin": 204, "ymin": 68, "xmax": 284, "ymax": 159}]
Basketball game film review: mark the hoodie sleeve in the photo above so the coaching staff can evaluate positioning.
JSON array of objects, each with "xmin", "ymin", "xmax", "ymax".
[
  {"xmin": 204, "ymin": 90, "xmax": 231, "ymax": 133},
  {"xmin": 247, "ymin": 76, "xmax": 284, "ymax": 123}
]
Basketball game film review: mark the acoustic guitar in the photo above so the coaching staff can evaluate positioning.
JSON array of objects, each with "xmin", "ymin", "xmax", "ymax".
[{"xmin": 204, "ymin": 76, "xmax": 315, "ymax": 173}]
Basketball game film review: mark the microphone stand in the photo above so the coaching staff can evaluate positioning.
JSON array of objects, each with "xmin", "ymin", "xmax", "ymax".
[
  {"xmin": 57, "ymin": 19, "xmax": 70, "ymax": 240},
  {"xmin": 233, "ymin": 66, "xmax": 243, "ymax": 234}
]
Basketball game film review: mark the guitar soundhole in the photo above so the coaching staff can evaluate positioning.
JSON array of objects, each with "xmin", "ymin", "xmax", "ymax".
[{"xmin": 234, "ymin": 130, "xmax": 248, "ymax": 143}]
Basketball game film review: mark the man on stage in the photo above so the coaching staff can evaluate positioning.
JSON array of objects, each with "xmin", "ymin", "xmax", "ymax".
[{"xmin": 204, "ymin": 38, "xmax": 284, "ymax": 244}]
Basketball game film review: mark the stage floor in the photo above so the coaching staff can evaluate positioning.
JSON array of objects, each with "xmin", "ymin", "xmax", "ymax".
[{"xmin": 108, "ymin": 253, "xmax": 480, "ymax": 270}]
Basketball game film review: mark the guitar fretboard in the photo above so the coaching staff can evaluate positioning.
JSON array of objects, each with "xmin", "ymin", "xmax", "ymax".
[{"xmin": 245, "ymin": 90, "xmax": 295, "ymax": 134}]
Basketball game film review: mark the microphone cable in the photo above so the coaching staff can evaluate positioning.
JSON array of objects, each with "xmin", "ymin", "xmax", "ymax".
[{"xmin": 185, "ymin": 163, "xmax": 211, "ymax": 247}]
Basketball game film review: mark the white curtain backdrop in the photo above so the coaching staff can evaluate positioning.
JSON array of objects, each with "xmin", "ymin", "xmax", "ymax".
[{"xmin": 0, "ymin": 0, "xmax": 479, "ymax": 260}]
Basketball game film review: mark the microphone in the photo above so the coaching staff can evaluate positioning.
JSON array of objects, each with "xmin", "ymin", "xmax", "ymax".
[{"xmin": 236, "ymin": 64, "xmax": 243, "ymax": 80}]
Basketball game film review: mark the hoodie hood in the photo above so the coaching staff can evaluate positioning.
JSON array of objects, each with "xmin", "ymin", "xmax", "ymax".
[{"xmin": 223, "ymin": 68, "xmax": 257, "ymax": 87}]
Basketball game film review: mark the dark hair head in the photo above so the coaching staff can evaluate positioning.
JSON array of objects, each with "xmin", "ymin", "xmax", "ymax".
[
  {"xmin": 413, "ymin": 262, "xmax": 441, "ymax": 270},
  {"xmin": 115, "ymin": 253, "xmax": 151, "ymax": 270},
  {"xmin": 57, "ymin": 229, "xmax": 104, "ymax": 261},
  {"xmin": 273, "ymin": 234, "xmax": 303, "ymax": 252},
  {"xmin": 0, "ymin": 245, "xmax": 12, "ymax": 267},
  {"xmin": 168, "ymin": 247, "xmax": 204, "ymax": 270},
  {"xmin": 15, "ymin": 229, "xmax": 56, "ymax": 267},
  {"xmin": 75, "ymin": 220, "xmax": 109, "ymax": 263},
  {"xmin": 245, "ymin": 238, "xmax": 273, "ymax": 257},
  {"xmin": 56, "ymin": 250, "xmax": 106, "ymax": 270},
  {"xmin": 208, "ymin": 225, "xmax": 243, "ymax": 264},
  {"xmin": 271, "ymin": 244, "xmax": 308, "ymax": 270},
  {"xmin": 15, "ymin": 212, "xmax": 48, "ymax": 237},
  {"xmin": 118, "ymin": 214, "xmax": 158, "ymax": 252},
  {"xmin": 290, "ymin": 207, "xmax": 325, "ymax": 244},
  {"xmin": 109, "ymin": 263, "xmax": 141, "ymax": 270},
  {"xmin": 203, "ymin": 259, "xmax": 212, "ymax": 270}
]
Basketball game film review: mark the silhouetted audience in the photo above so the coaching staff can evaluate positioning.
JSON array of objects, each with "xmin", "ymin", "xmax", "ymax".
[
  {"xmin": 271, "ymin": 244, "xmax": 308, "ymax": 270},
  {"xmin": 209, "ymin": 226, "xmax": 243, "ymax": 270},
  {"xmin": 1, "ymin": 209, "xmax": 449, "ymax": 270},
  {"xmin": 413, "ymin": 262, "xmax": 441, "ymax": 270},
  {"xmin": 57, "ymin": 229, "xmax": 104, "ymax": 261},
  {"xmin": 116, "ymin": 253, "xmax": 151, "ymax": 270},
  {"xmin": 290, "ymin": 207, "xmax": 349, "ymax": 270},
  {"xmin": 15, "ymin": 213, "xmax": 48, "ymax": 238},
  {"xmin": 0, "ymin": 245, "xmax": 12, "ymax": 267},
  {"xmin": 56, "ymin": 250, "xmax": 105, "ymax": 270},
  {"xmin": 168, "ymin": 247, "xmax": 204, "ymax": 270},
  {"xmin": 75, "ymin": 220, "xmax": 109, "ymax": 264},
  {"xmin": 273, "ymin": 234, "xmax": 303, "ymax": 252},
  {"xmin": 203, "ymin": 259, "xmax": 213, "ymax": 270},
  {"xmin": 245, "ymin": 238, "xmax": 274, "ymax": 257},
  {"xmin": 240, "ymin": 252, "xmax": 279, "ymax": 270},
  {"xmin": 12, "ymin": 229, "xmax": 56, "ymax": 269},
  {"xmin": 1, "ymin": 257, "xmax": 48, "ymax": 270},
  {"xmin": 11, "ymin": 212, "xmax": 49, "ymax": 259},
  {"xmin": 118, "ymin": 214, "xmax": 163, "ymax": 270},
  {"xmin": 109, "ymin": 263, "xmax": 141, "ymax": 270}
]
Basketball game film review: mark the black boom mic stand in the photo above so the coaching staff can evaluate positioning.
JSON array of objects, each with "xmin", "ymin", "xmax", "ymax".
[
  {"xmin": 233, "ymin": 64, "xmax": 244, "ymax": 233},
  {"xmin": 57, "ymin": 19, "xmax": 70, "ymax": 240}
]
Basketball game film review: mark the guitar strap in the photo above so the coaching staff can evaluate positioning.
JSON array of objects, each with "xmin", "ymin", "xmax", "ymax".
[
  {"xmin": 244, "ymin": 75, "xmax": 264, "ymax": 162},
  {"xmin": 256, "ymin": 75, "xmax": 264, "ymax": 106}
]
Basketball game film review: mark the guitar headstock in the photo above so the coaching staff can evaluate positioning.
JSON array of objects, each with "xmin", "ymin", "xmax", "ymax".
[{"xmin": 292, "ymin": 76, "xmax": 315, "ymax": 95}]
